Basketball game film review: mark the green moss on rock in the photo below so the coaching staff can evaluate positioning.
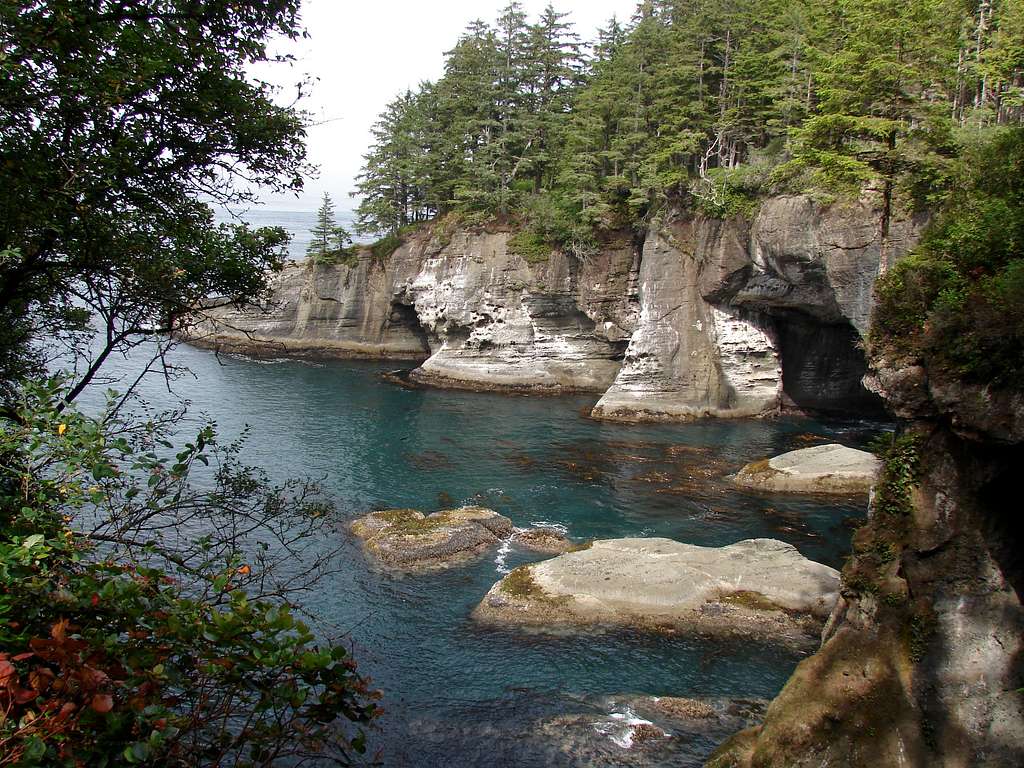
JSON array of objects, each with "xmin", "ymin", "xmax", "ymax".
[{"xmin": 507, "ymin": 231, "xmax": 552, "ymax": 264}]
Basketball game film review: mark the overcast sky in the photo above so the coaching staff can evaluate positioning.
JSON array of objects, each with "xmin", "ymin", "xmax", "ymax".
[{"xmin": 254, "ymin": 0, "xmax": 639, "ymax": 211}]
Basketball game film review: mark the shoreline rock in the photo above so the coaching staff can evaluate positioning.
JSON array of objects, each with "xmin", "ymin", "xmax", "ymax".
[
  {"xmin": 512, "ymin": 527, "xmax": 578, "ymax": 555},
  {"xmin": 473, "ymin": 537, "xmax": 839, "ymax": 647},
  {"xmin": 540, "ymin": 694, "xmax": 768, "ymax": 762},
  {"xmin": 186, "ymin": 194, "xmax": 922, "ymax": 421},
  {"xmin": 350, "ymin": 506, "xmax": 513, "ymax": 570},
  {"xmin": 732, "ymin": 443, "xmax": 880, "ymax": 494},
  {"xmin": 186, "ymin": 333, "xmax": 429, "ymax": 362}
]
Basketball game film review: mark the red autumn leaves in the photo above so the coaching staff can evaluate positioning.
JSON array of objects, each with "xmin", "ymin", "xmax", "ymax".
[{"xmin": 1, "ymin": 618, "xmax": 118, "ymax": 729}]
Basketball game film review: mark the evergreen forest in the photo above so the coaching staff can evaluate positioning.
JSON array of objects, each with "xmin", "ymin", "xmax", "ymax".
[
  {"xmin": 355, "ymin": 0, "xmax": 1024, "ymax": 389},
  {"xmin": 355, "ymin": 0, "xmax": 1023, "ymax": 246}
]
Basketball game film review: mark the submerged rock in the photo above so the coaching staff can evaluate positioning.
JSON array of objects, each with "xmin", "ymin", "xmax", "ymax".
[
  {"xmin": 473, "ymin": 537, "xmax": 839, "ymax": 646},
  {"xmin": 350, "ymin": 506, "xmax": 513, "ymax": 570},
  {"xmin": 541, "ymin": 694, "xmax": 767, "ymax": 765},
  {"xmin": 732, "ymin": 443, "xmax": 880, "ymax": 494}
]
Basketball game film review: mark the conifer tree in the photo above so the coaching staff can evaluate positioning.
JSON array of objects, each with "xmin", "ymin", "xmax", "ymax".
[
  {"xmin": 351, "ymin": 0, "xmax": 1014, "ymax": 244},
  {"xmin": 307, "ymin": 192, "xmax": 351, "ymax": 264},
  {"xmin": 355, "ymin": 90, "xmax": 429, "ymax": 235}
]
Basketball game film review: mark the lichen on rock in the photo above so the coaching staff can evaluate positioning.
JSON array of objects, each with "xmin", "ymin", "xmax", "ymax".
[
  {"xmin": 473, "ymin": 537, "xmax": 839, "ymax": 647},
  {"xmin": 349, "ymin": 506, "xmax": 513, "ymax": 570}
]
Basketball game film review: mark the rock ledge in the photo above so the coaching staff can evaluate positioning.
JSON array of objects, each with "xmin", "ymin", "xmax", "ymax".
[
  {"xmin": 473, "ymin": 537, "xmax": 839, "ymax": 646},
  {"xmin": 732, "ymin": 443, "xmax": 880, "ymax": 494}
]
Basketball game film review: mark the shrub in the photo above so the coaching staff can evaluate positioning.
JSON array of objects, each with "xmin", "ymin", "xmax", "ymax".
[
  {"xmin": 507, "ymin": 231, "xmax": 552, "ymax": 264},
  {"xmin": 0, "ymin": 381, "xmax": 380, "ymax": 765},
  {"xmin": 370, "ymin": 233, "xmax": 404, "ymax": 262},
  {"xmin": 872, "ymin": 127, "xmax": 1024, "ymax": 388}
]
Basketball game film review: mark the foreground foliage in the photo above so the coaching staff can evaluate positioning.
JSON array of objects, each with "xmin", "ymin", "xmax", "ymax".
[
  {"xmin": 1, "ymin": 2, "xmax": 383, "ymax": 764},
  {"xmin": 0, "ymin": 0, "xmax": 310, "ymax": 397},
  {"xmin": 1, "ymin": 382, "xmax": 380, "ymax": 766}
]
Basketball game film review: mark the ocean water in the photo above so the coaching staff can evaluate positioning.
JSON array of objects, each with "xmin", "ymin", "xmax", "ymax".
[
  {"xmin": 73, "ymin": 341, "xmax": 885, "ymax": 767},
  {"xmin": 214, "ymin": 207, "xmax": 359, "ymax": 262}
]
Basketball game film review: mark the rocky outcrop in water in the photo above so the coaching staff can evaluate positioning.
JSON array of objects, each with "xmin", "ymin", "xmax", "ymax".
[
  {"xmin": 349, "ymin": 506, "xmax": 514, "ymax": 570},
  {"xmin": 473, "ymin": 538, "xmax": 839, "ymax": 648},
  {"xmin": 710, "ymin": 363, "xmax": 1024, "ymax": 765},
  {"xmin": 542, "ymin": 695, "xmax": 767, "ymax": 766},
  {"xmin": 731, "ymin": 444, "xmax": 881, "ymax": 494},
  {"xmin": 189, "ymin": 193, "xmax": 923, "ymax": 419},
  {"xmin": 512, "ymin": 527, "xmax": 577, "ymax": 555}
]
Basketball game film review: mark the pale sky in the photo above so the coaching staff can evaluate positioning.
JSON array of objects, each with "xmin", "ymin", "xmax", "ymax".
[{"xmin": 255, "ymin": 0, "xmax": 639, "ymax": 211}]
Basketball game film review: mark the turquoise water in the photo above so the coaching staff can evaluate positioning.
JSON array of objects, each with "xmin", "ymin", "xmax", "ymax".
[{"xmin": 78, "ymin": 344, "xmax": 883, "ymax": 766}]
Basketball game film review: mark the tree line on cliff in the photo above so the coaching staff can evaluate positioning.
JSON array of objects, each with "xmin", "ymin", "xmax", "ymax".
[
  {"xmin": 355, "ymin": 0, "xmax": 1024, "ymax": 247},
  {"xmin": 355, "ymin": 0, "xmax": 1024, "ymax": 391}
]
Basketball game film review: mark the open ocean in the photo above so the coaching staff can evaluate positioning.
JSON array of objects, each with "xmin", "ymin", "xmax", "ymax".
[{"xmin": 214, "ymin": 207, "xmax": 360, "ymax": 262}]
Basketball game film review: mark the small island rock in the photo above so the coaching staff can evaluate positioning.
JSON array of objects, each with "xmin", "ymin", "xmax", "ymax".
[
  {"xmin": 512, "ymin": 527, "xmax": 577, "ymax": 555},
  {"xmin": 732, "ymin": 443, "xmax": 881, "ymax": 494},
  {"xmin": 350, "ymin": 506, "xmax": 513, "ymax": 570},
  {"xmin": 474, "ymin": 537, "xmax": 839, "ymax": 647}
]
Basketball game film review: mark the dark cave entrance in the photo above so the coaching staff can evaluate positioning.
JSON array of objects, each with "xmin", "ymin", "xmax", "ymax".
[
  {"xmin": 978, "ymin": 449, "xmax": 1024, "ymax": 601},
  {"xmin": 773, "ymin": 312, "xmax": 887, "ymax": 417},
  {"xmin": 388, "ymin": 300, "xmax": 431, "ymax": 357}
]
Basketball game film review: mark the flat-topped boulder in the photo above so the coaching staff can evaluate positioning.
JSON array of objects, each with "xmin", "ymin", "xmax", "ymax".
[
  {"xmin": 473, "ymin": 538, "xmax": 839, "ymax": 647},
  {"xmin": 732, "ymin": 443, "xmax": 881, "ymax": 494},
  {"xmin": 350, "ymin": 506, "xmax": 513, "ymax": 570}
]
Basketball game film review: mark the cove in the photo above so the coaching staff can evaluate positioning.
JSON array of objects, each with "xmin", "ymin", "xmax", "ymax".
[{"xmin": 81, "ymin": 342, "xmax": 885, "ymax": 767}]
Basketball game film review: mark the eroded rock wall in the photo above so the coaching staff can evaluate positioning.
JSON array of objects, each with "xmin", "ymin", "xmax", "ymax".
[
  {"xmin": 590, "ymin": 223, "xmax": 782, "ymax": 421},
  {"xmin": 708, "ymin": 426, "xmax": 1024, "ymax": 768},
  {"xmin": 187, "ymin": 251, "xmax": 431, "ymax": 359},
  {"xmin": 399, "ymin": 230, "xmax": 635, "ymax": 392},
  {"xmin": 191, "ymin": 193, "xmax": 920, "ymax": 415},
  {"xmin": 591, "ymin": 194, "xmax": 922, "ymax": 420}
]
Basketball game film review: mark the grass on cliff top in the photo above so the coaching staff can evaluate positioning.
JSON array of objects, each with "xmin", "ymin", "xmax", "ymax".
[{"xmin": 310, "ymin": 246, "xmax": 359, "ymax": 269}]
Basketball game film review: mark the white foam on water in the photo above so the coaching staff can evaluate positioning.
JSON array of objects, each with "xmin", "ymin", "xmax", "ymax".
[
  {"xmin": 529, "ymin": 520, "xmax": 568, "ymax": 534},
  {"xmin": 592, "ymin": 706, "xmax": 654, "ymax": 749},
  {"xmin": 494, "ymin": 539, "xmax": 512, "ymax": 574}
]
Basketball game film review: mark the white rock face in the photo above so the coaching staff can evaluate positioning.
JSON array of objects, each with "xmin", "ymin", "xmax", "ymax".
[
  {"xmin": 189, "ymin": 194, "xmax": 925, "ymax": 417},
  {"xmin": 187, "ymin": 257, "xmax": 431, "ymax": 359},
  {"xmin": 732, "ymin": 443, "xmax": 882, "ymax": 494},
  {"xmin": 403, "ymin": 231, "xmax": 629, "ymax": 391},
  {"xmin": 591, "ymin": 228, "xmax": 782, "ymax": 421},
  {"xmin": 474, "ymin": 537, "xmax": 840, "ymax": 644}
]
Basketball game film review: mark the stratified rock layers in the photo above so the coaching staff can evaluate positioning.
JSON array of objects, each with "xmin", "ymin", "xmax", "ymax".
[
  {"xmin": 590, "ymin": 224, "xmax": 781, "ymax": 421},
  {"xmin": 190, "ymin": 193, "xmax": 923, "ymax": 417}
]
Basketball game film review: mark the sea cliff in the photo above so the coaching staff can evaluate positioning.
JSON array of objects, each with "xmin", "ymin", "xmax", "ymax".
[{"xmin": 189, "ymin": 192, "xmax": 923, "ymax": 420}]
